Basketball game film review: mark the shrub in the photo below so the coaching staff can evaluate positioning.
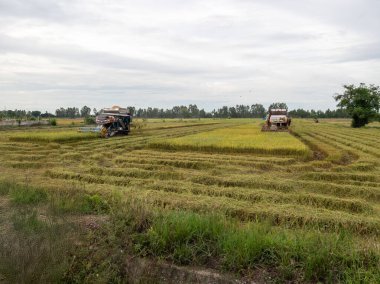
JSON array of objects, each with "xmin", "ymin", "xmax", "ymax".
[
  {"xmin": 49, "ymin": 118, "xmax": 57, "ymax": 126},
  {"xmin": 84, "ymin": 116, "xmax": 96, "ymax": 125}
]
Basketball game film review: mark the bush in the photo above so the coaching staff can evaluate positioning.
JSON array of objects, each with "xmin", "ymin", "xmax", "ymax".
[
  {"xmin": 84, "ymin": 116, "xmax": 96, "ymax": 125},
  {"xmin": 49, "ymin": 118, "xmax": 57, "ymax": 126}
]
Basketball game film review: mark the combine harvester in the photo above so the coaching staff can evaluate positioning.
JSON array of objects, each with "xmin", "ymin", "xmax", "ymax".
[
  {"xmin": 261, "ymin": 109, "xmax": 291, "ymax": 132},
  {"xmin": 80, "ymin": 106, "xmax": 132, "ymax": 138}
]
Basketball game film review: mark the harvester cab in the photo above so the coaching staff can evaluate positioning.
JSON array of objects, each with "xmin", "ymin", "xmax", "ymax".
[
  {"xmin": 80, "ymin": 106, "xmax": 132, "ymax": 138},
  {"xmin": 261, "ymin": 109, "xmax": 291, "ymax": 132}
]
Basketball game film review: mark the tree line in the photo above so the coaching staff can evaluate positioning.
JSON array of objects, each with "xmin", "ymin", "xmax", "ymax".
[
  {"xmin": 1, "ymin": 83, "xmax": 378, "ymax": 127},
  {"xmin": 0, "ymin": 104, "xmax": 349, "ymax": 120}
]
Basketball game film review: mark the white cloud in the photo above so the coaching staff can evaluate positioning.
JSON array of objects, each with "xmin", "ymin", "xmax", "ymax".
[{"xmin": 0, "ymin": 0, "xmax": 379, "ymax": 112}]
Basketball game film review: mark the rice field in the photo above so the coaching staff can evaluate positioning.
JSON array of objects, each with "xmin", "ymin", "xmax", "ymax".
[
  {"xmin": 0, "ymin": 118, "xmax": 379, "ymax": 283},
  {"xmin": 55, "ymin": 118, "xmax": 84, "ymax": 126},
  {"xmin": 8, "ymin": 130, "xmax": 98, "ymax": 143},
  {"xmin": 150, "ymin": 123, "xmax": 310, "ymax": 157}
]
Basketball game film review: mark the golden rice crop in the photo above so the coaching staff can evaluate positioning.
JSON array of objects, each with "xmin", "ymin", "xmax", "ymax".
[
  {"xmin": 55, "ymin": 118, "xmax": 84, "ymax": 126},
  {"xmin": 150, "ymin": 123, "xmax": 311, "ymax": 157},
  {"xmin": 8, "ymin": 130, "xmax": 98, "ymax": 143}
]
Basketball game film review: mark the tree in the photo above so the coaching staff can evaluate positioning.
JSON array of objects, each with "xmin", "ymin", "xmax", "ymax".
[
  {"xmin": 127, "ymin": 106, "xmax": 135, "ymax": 115},
  {"xmin": 31, "ymin": 111, "xmax": 41, "ymax": 117},
  {"xmin": 188, "ymin": 104, "xmax": 199, "ymax": 118},
  {"xmin": 179, "ymin": 105, "xmax": 190, "ymax": 118},
  {"xmin": 269, "ymin": 102, "xmax": 288, "ymax": 111},
  {"xmin": 334, "ymin": 83, "xmax": 380, "ymax": 127},
  {"xmin": 80, "ymin": 106, "xmax": 91, "ymax": 117},
  {"xmin": 251, "ymin": 104, "xmax": 266, "ymax": 118}
]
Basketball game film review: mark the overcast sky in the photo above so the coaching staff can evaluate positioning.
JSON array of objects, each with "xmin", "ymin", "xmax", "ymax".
[{"xmin": 1, "ymin": 0, "xmax": 379, "ymax": 112}]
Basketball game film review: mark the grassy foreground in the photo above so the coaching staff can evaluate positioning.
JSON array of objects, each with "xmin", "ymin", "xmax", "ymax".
[
  {"xmin": 0, "ymin": 118, "xmax": 379, "ymax": 283},
  {"xmin": 0, "ymin": 181, "xmax": 378, "ymax": 283}
]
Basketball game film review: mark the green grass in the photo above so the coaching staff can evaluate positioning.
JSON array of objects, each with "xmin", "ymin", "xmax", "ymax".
[
  {"xmin": 10, "ymin": 185, "xmax": 48, "ymax": 205},
  {"xmin": 50, "ymin": 191, "xmax": 110, "ymax": 214},
  {"xmin": 12, "ymin": 209, "xmax": 48, "ymax": 233}
]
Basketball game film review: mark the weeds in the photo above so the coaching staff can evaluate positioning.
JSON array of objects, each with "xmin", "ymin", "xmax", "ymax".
[{"xmin": 10, "ymin": 185, "xmax": 48, "ymax": 205}]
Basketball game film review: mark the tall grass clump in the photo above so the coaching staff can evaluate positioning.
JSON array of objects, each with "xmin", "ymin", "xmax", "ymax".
[
  {"xmin": 10, "ymin": 185, "xmax": 48, "ymax": 205},
  {"xmin": 0, "ymin": 179, "xmax": 13, "ymax": 195}
]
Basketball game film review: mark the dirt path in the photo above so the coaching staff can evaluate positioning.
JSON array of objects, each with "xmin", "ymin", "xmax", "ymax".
[{"xmin": 124, "ymin": 257, "xmax": 256, "ymax": 284}]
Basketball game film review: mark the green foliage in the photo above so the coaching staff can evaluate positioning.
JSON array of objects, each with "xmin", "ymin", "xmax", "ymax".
[
  {"xmin": 83, "ymin": 116, "xmax": 96, "ymax": 125},
  {"xmin": 49, "ymin": 118, "xmax": 57, "ymax": 126},
  {"xmin": 334, "ymin": 83, "xmax": 380, "ymax": 127},
  {"xmin": 80, "ymin": 105, "xmax": 91, "ymax": 117},
  {"xmin": 269, "ymin": 102, "xmax": 288, "ymax": 110}
]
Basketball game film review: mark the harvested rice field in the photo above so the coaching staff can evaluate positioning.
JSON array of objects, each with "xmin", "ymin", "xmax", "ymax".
[{"xmin": 0, "ymin": 118, "xmax": 379, "ymax": 283}]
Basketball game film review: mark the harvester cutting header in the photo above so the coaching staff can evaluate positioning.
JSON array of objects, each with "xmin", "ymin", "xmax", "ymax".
[
  {"xmin": 80, "ymin": 106, "xmax": 132, "ymax": 138},
  {"xmin": 261, "ymin": 109, "xmax": 291, "ymax": 132}
]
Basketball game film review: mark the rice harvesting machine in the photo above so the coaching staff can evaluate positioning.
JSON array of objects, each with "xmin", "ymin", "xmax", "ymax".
[
  {"xmin": 261, "ymin": 109, "xmax": 291, "ymax": 132},
  {"xmin": 80, "ymin": 106, "xmax": 132, "ymax": 138}
]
